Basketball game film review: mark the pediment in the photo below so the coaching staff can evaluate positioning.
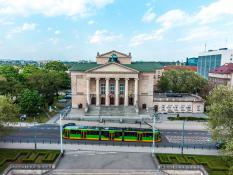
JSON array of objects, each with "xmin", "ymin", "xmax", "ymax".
[
  {"xmin": 98, "ymin": 50, "xmax": 130, "ymax": 58},
  {"xmin": 85, "ymin": 62, "xmax": 138, "ymax": 73}
]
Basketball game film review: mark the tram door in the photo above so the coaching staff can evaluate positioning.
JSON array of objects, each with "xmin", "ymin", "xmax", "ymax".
[
  {"xmin": 137, "ymin": 133, "xmax": 142, "ymax": 141},
  {"xmin": 81, "ymin": 131, "xmax": 86, "ymax": 139},
  {"xmin": 110, "ymin": 132, "xmax": 114, "ymax": 141}
]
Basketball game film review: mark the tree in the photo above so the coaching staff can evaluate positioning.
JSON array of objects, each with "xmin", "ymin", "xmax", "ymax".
[
  {"xmin": 0, "ymin": 96, "xmax": 19, "ymax": 130},
  {"xmin": 207, "ymin": 85, "xmax": 233, "ymax": 172},
  {"xmin": 157, "ymin": 69, "xmax": 208, "ymax": 95},
  {"xmin": 19, "ymin": 89, "xmax": 42, "ymax": 117},
  {"xmin": 44, "ymin": 61, "xmax": 68, "ymax": 72},
  {"xmin": 0, "ymin": 65, "xmax": 20, "ymax": 81},
  {"xmin": 21, "ymin": 64, "xmax": 39, "ymax": 78}
]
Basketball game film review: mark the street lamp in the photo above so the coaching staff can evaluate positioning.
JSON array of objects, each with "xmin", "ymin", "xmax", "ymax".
[
  {"xmin": 34, "ymin": 116, "xmax": 37, "ymax": 150},
  {"xmin": 59, "ymin": 113, "xmax": 63, "ymax": 154},
  {"xmin": 181, "ymin": 119, "xmax": 185, "ymax": 155},
  {"xmin": 152, "ymin": 112, "xmax": 158, "ymax": 154}
]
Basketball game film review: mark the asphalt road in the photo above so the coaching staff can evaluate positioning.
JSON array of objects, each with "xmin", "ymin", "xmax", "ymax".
[{"xmin": 0, "ymin": 124, "xmax": 216, "ymax": 149}]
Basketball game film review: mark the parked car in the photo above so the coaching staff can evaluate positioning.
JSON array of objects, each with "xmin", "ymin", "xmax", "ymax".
[
  {"xmin": 215, "ymin": 141, "xmax": 225, "ymax": 149},
  {"xmin": 64, "ymin": 94, "xmax": 71, "ymax": 99},
  {"xmin": 58, "ymin": 99, "xmax": 67, "ymax": 103},
  {"xmin": 63, "ymin": 123, "xmax": 76, "ymax": 128}
]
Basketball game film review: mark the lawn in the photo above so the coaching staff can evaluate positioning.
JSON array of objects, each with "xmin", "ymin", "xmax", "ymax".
[
  {"xmin": 156, "ymin": 154, "xmax": 233, "ymax": 175},
  {"xmin": 167, "ymin": 116, "xmax": 208, "ymax": 121},
  {"xmin": 0, "ymin": 149, "xmax": 60, "ymax": 173}
]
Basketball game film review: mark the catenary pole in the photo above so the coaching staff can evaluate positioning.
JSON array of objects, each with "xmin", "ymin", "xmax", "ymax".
[{"xmin": 60, "ymin": 113, "xmax": 63, "ymax": 154}]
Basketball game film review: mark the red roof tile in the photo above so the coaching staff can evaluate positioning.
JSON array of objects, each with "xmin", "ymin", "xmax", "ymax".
[
  {"xmin": 163, "ymin": 65, "xmax": 197, "ymax": 72},
  {"xmin": 210, "ymin": 63, "xmax": 233, "ymax": 74}
]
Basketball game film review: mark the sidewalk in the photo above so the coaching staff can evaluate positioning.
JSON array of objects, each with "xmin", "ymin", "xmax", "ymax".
[{"xmin": 0, "ymin": 142, "xmax": 218, "ymax": 155}]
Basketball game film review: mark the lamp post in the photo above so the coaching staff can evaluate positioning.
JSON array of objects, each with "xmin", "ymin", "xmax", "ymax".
[
  {"xmin": 34, "ymin": 116, "xmax": 37, "ymax": 150},
  {"xmin": 59, "ymin": 113, "xmax": 63, "ymax": 154},
  {"xmin": 181, "ymin": 119, "xmax": 185, "ymax": 155},
  {"xmin": 152, "ymin": 112, "xmax": 158, "ymax": 154}
]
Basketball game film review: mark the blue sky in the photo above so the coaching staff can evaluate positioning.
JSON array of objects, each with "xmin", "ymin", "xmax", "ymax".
[{"xmin": 0, "ymin": 0, "xmax": 233, "ymax": 62}]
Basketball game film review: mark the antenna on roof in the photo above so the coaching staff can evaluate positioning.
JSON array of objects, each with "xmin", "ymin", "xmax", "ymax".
[{"xmin": 204, "ymin": 43, "xmax": 207, "ymax": 52}]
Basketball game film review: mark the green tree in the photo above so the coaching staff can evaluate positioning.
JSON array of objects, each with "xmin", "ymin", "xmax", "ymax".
[
  {"xmin": 157, "ymin": 69, "xmax": 208, "ymax": 95},
  {"xmin": 0, "ymin": 96, "xmax": 19, "ymax": 131},
  {"xmin": 44, "ymin": 61, "xmax": 68, "ymax": 72},
  {"xmin": 19, "ymin": 89, "xmax": 42, "ymax": 117},
  {"xmin": 21, "ymin": 64, "xmax": 39, "ymax": 78},
  {"xmin": 0, "ymin": 65, "xmax": 20, "ymax": 81},
  {"xmin": 207, "ymin": 86, "xmax": 233, "ymax": 172}
]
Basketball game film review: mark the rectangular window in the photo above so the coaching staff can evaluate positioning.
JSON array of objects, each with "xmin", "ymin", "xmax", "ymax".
[
  {"xmin": 100, "ymin": 83, "xmax": 105, "ymax": 95},
  {"xmin": 110, "ymin": 83, "xmax": 115, "ymax": 94},
  {"xmin": 197, "ymin": 105, "xmax": 201, "ymax": 111},
  {"xmin": 181, "ymin": 105, "xmax": 185, "ymax": 111},
  {"xmin": 161, "ymin": 105, "xmax": 165, "ymax": 111},
  {"xmin": 120, "ymin": 83, "xmax": 124, "ymax": 94},
  {"xmin": 186, "ymin": 105, "xmax": 192, "ymax": 111}
]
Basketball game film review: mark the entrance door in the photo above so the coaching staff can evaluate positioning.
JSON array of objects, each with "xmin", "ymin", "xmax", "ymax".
[
  {"xmin": 91, "ymin": 97, "xmax": 96, "ymax": 105},
  {"xmin": 110, "ymin": 97, "xmax": 115, "ymax": 105},
  {"xmin": 129, "ymin": 97, "xmax": 134, "ymax": 105},
  {"xmin": 101, "ymin": 97, "xmax": 105, "ymax": 105},
  {"xmin": 119, "ymin": 97, "xmax": 124, "ymax": 105}
]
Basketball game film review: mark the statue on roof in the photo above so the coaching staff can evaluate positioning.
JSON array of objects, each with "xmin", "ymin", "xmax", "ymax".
[{"xmin": 108, "ymin": 54, "xmax": 119, "ymax": 63}]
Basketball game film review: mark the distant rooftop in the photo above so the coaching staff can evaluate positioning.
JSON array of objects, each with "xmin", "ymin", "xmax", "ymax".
[
  {"xmin": 210, "ymin": 63, "xmax": 233, "ymax": 74},
  {"xmin": 163, "ymin": 65, "xmax": 197, "ymax": 72}
]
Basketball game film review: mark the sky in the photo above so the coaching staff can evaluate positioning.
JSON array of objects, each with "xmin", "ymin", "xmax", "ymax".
[{"xmin": 0, "ymin": 0, "xmax": 233, "ymax": 62}]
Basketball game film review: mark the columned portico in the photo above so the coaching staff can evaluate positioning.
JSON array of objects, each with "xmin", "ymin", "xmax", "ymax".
[
  {"xmin": 105, "ymin": 78, "xmax": 110, "ymax": 106},
  {"xmin": 96, "ymin": 78, "xmax": 100, "ymax": 106},
  {"xmin": 115, "ymin": 78, "xmax": 119, "ymax": 106},
  {"xmin": 124, "ymin": 78, "xmax": 129, "ymax": 106},
  {"xmin": 134, "ymin": 78, "xmax": 139, "ymax": 106}
]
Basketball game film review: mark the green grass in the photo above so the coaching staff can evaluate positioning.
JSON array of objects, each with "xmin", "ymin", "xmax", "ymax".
[
  {"xmin": 0, "ymin": 149, "xmax": 60, "ymax": 173},
  {"xmin": 167, "ymin": 116, "xmax": 208, "ymax": 121},
  {"xmin": 156, "ymin": 154, "xmax": 233, "ymax": 175}
]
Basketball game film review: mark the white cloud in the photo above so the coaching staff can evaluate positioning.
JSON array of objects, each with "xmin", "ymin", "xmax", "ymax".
[
  {"xmin": 89, "ymin": 30, "xmax": 122, "ymax": 44},
  {"xmin": 142, "ymin": 8, "xmax": 156, "ymax": 23},
  {"xmin": 156, "ymin": 9, "xmax": 189, "ymax": 28},
  {"xmin": 54, "ymin": 30, "xmax": 60, "ymax": 35},
  {"xmin": 6, "ymin": 22, "xmax": 37, "ymax": 38},
  {"xmin": 88, "ymin": 20, "xmax": 97, "ymax": 25},
  {"xmin": 178, "ymin": 26, "xmax": 219, "ymax": 42},
  {"xmin": 0, "ymin": 0, "xmax": 114, "ymax": 17},
  {"xmin": 195, "ymin": 0, "xmax": 233, "ymax": 24},
  {"xmin": 21, "ymin": 23, "xmax": 37, "ymax": 31}
]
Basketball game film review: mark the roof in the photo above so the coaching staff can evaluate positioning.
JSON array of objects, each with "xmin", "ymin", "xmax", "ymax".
[
  {"xmin": 210, "ymin": 63, "xmax": 233, "ymax": 74},
  {"xmin": 64, "ymin": 125, "xmax": 159, "ymax": 132},
  {"xmin": 154, "ymin": 93, "xmax": 204, "ymax": 102},
  {"xmin": 69, "ymin": 62, "xmax": 162, "ymax": 72},
  {"xmin": 163, "ymin": 65, "xmax": 197, "ymax": 72}
]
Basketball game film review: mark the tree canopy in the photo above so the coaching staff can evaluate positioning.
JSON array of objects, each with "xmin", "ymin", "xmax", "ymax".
[
  {"xmin": 157, "ymin": 69, "xmax": 208, "ymax": 94},
  {"xmin": 207, "ymin": 85, "xmax": 233, "ymax": 166},
  {"xmin": 44, "ymin": 61, "xmax": 68, "ymax": 72},
  {"xmin": 18, "ymin": 89, "xmax": 42, "ymax": 117}
]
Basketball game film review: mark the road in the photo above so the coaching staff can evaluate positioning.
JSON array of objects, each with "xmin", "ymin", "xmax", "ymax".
[{"xmin": 0, "ymin": 124, "xmax": 216, "ymax": 149}]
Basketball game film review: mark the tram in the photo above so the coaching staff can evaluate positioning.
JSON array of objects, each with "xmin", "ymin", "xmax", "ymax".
[{"xmin": 63, "ymin": 125, "xmax": 161, "ymax": 142}]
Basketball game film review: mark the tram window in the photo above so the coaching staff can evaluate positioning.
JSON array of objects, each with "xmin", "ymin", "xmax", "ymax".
[
  {"xmin": 124, "ymin": 132, "xmax": 137, "ymax": 137},
  {"xmin": 70, "ymin": 130, "xmax": 81, "ymax": 135},
  {"xmin": 101, "ymin": 131, "xmax": 110, "ymax": 137},
  {"xmin": 114, "ymin": 132, "xmax": 122, "ymax": 138},
  {"xmin": 143, "ymin": 132, "xmax": 153, "ymax": 138},
  {"xmin": 87, "ymin": 130, "xmax": 99, "ymax": 135}
]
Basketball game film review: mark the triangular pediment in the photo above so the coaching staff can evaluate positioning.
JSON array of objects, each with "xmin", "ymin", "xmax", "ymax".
[
  {"xmin": 85, "ymin": 62, "xmax": 138, "ymax": 73},
  {"xmin": 97, "ymin": 50, "xmax": 130, "ymax": 58}
]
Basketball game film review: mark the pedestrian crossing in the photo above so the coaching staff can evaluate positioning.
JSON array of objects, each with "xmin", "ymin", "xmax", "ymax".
[{"xmin": 166, "ymin": 135, "xmax": 212, "ymax": 144}]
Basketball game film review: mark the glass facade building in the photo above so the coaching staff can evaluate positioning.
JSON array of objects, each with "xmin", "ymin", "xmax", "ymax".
[{"xmin": 197, "ymin": 54, "xmax": 221, "ymax": 79}]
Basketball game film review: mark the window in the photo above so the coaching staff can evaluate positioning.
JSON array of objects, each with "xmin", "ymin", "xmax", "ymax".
[
  {"xmin": 174, "ymin": 105, "xmax": 178, "ymax": 111},
  {"xmin": 70, "ymin": 130, "xmax": 81, "ymax": 135},
  {"xmin": 161, "ymin": 105, "xmax": 165, "ymax": 111},
  {"xmin": 181, "ymin": 105, "xmax": 185, "ymax": 111},
  {"xmin": 110, "ymin": 83, "xmax": 115, "ymax": 94},
  {"xmin": 186, "ymin": 105, "xmax": 192, "ymax": 111},
  {"xmin": 87, "ymin": 130, "xmax": 99, "ymax": 135},
  {"xmin": 197, "ymin": 105, "xmax": 201, "ymax": 111},
  {"xmin": 101, "ymin": 131, "xmax": 109, "ymax": 138},
  {"xmin": 124, "ymin": 131, "xmax": 137, "ymax": 137},
  {"xmin": 120, "ymin": 83, "xmax": 124, "ymax": 94},
  {"xmin": 100, "ymin": 83, "xmax": 105, "ymax": 95}
]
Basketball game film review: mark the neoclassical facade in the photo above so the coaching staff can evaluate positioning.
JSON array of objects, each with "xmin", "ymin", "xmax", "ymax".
[{"xmin": 70, "ymin": 50, "xmax": 162, "ymax": 110}]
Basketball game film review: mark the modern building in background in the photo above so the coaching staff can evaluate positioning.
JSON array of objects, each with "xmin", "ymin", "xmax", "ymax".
[
  {"xmin": 197, "ymin": 48, "xmax": 233, "ymax": 79},
  {"xmin": 208, "ymin": 63, "xmax": 233, "ymax": 88},
  {"xmin": 185, "ymin": 57, "xmax": 198, "ymax": 66}
]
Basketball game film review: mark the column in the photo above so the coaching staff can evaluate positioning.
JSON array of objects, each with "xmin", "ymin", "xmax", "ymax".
[
  {"xmin": 124, "ymin": 78, "xmax": 129, "ymax": 106},
  {"xmin": 96, "ymin": 78, "xmax": 100, "ymax": 106},
  {"xmin": 115, "ymin": 78, "xmax": 119, "ymax": 106},
  {"xmin": 105, "ymin": 78, "xmax": 110, "ymax": 106},
  {"xmin": 86, "ymin": 78, "xmax": 90, "ymax": 105},
  {"xmin": 134, "ymin": 78, "xmax": 139, "ymax": 106}
]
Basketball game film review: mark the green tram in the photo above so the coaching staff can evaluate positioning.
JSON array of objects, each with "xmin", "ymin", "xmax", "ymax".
[{"xmin": 63, "ymin": 126, "xmax": 161, "ymax": 142}]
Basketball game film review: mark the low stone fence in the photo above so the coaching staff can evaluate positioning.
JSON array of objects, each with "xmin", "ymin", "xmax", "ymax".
[
  {"xmin": 152, "ymin": 154, "xmax": 209, "ymax": 175},
  {"xmin": 159, "ymin": 164, "xmax": 209, "ymax": 175},
  {"xmin": 2, "ymin": 152, "xmax": 63, "ymax": 175}
]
